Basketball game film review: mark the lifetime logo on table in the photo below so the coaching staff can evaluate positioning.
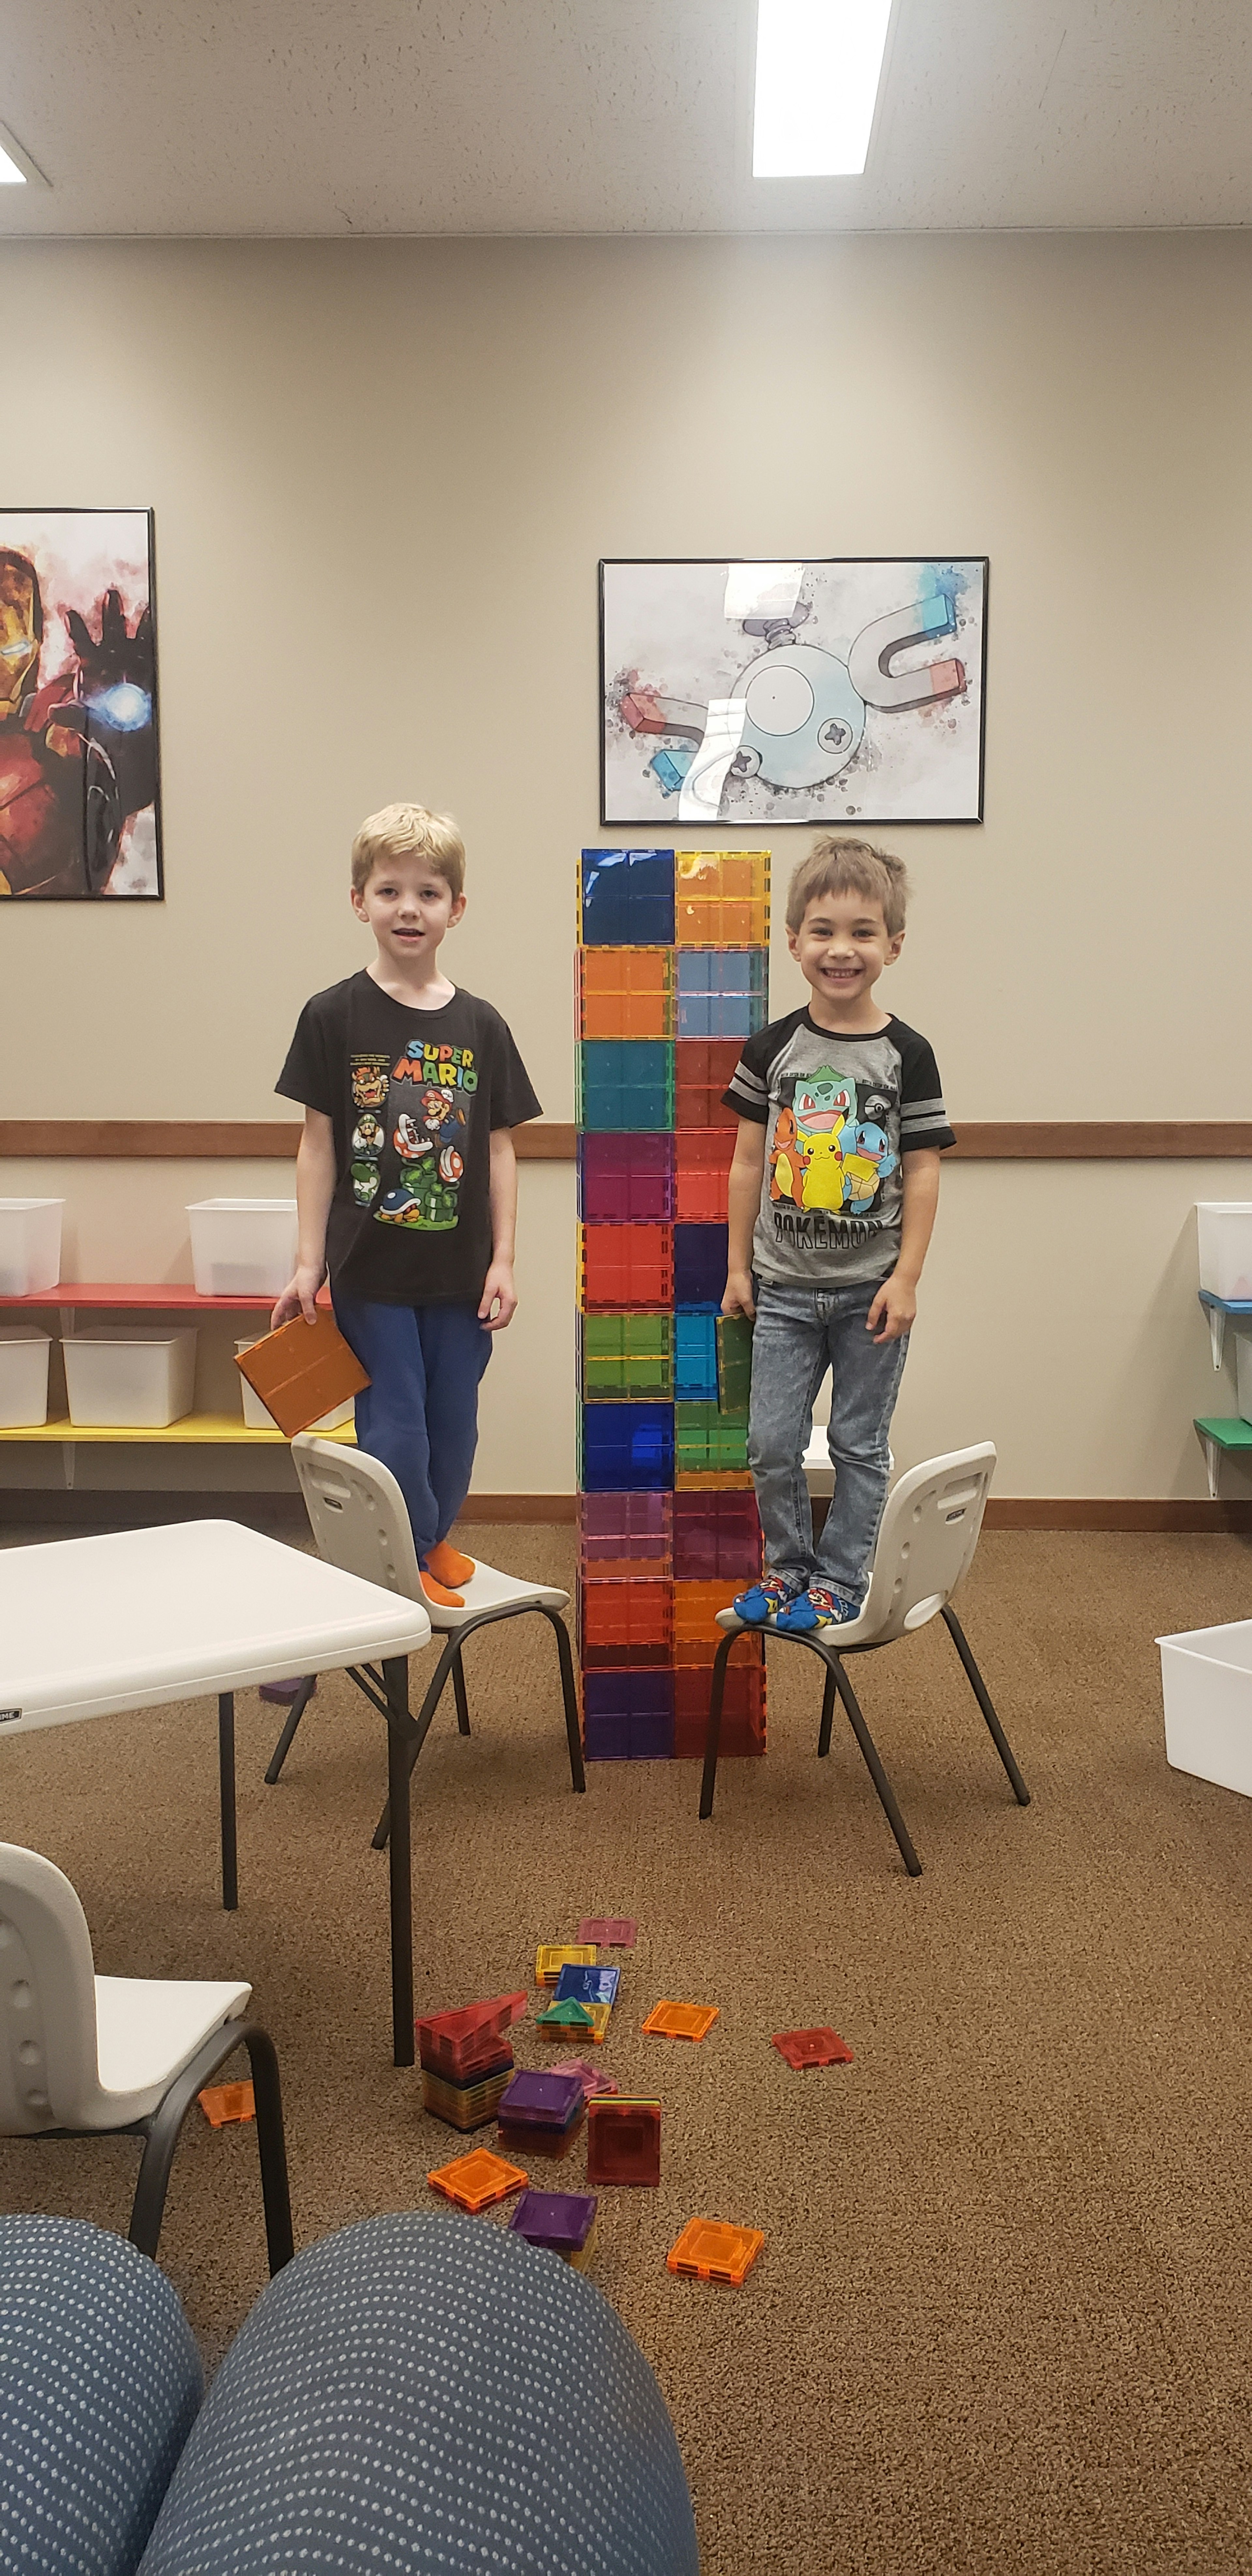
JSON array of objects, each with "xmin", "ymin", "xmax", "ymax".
[{"xmin": 0, "ymin": 1709, "xmax": 21, "ymax": 1725}]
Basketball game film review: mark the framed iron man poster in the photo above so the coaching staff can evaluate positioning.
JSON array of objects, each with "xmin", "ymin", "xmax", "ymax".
[
  {"xmin": 600, "ymin": 556, "xmax": 988, "ymax": 829},
  {"xmin": 1, "ymin": 506, "xmax": 162, "ymax": 899}
]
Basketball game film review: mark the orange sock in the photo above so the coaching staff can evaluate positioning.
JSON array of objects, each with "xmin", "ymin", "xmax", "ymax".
[
  {"xmin": 427, "ymin": 1539, "xmax": 476, "ymax": 1588},
  {"xmin": 420, "ymin": 1569, "xmax": 464, "ymax": 1609}
]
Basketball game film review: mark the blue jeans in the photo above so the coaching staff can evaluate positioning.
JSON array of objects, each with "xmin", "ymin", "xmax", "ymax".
[
  {"xmin": 747, "ymin": 1278, "xmax": 910, "ymax": 1604},
  {"xmin": 332, "ymin": 1293, "xmax": 492, "ymax": 1566}
]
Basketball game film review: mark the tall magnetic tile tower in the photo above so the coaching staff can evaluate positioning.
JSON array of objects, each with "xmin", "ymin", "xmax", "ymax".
[{"xmin": 576, "ymin": 847, "xmax": 770, "ymax": 1762}]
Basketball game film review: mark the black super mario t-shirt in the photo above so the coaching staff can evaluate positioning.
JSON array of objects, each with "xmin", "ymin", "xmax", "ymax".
[{"xmin": 276, "ymin": 972, "xmax": 542, "ymax": 1305}]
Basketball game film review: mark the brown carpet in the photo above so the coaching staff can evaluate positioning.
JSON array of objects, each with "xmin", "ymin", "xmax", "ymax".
[{"xmin": 4, "ymin": 1523, "xmax": 1252, "ymax": 2575}]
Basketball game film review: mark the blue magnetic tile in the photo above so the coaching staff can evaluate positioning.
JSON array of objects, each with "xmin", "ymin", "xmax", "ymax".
[
  {"xmin": 674, "ymin": 1311, "xmax": 719, "ymax": 1403},
  {"xmin": 578, "ymin": 1040, "xmax": 674, "ymax": 1133},
  {"xmin": 581, "ymin": 849, "xmax": 675, "ymax": 947},
  {"xmin": 674, "ymin": 1224, "xmax": 729, "ymax": 1311},
  {"xmin": 581, "ymin": 1402, "xmax": 675, "ymax": 1492},
  {"xmin": 583, "ymin": 1667, "xmax": 675, "ymax": 1761},
  {"xmin": 677, "ymin": 991, "xmax": 761, "ymax": 1039},
  {"xmin": 556, "ymin": 1964, "xmax": 621, "ymax": 2008}
]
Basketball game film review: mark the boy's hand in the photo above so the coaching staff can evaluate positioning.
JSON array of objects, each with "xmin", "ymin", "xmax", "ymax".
[
  {"xmin": 867, "ymin": 1271, "xmax": 917, "ymax": 1345},
  {"xmin": 722, "ymin": 1268, "xmax": 756, "ymax": 1321},
  {"xmin": 271, "ymin": 1262, "xmax": 326, "ymax": 1329},
  {"xmin": 478, "ymin": 1261, "xmax": 517, "ymax": 1332}
]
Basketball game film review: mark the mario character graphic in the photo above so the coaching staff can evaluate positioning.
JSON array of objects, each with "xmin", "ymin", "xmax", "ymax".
[
  {"xmin": 1, "ymin": 540, "xmax": 159, "ymax": 899},
  {"xmin": 376, "ymin": 1072, "xmax": 470, "ymax": 1233}
]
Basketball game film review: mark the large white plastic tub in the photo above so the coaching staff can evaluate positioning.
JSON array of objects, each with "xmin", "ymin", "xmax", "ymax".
[
  {"xmin": 1197, "ymin": 1203, "xmax": 1252, "ymax": 1302},
  {"xmin": 0, "ymin": 1329, "xmax": 52, "ymax": 1428},
  {"xmin": 235, "ymin": 1338, "xmax": 353, "ymax": 1434},
  {"xmin": 187, "ymin": 1199, "xmax": 298, "ymax": 1298},
  {"xmin": 0, "ymin": 1199, "xmax": 64, "ymax": 1297},
  {"xmin": 1158, "ymin": 1618, "xmax": 1252, "ymax": 1798},
  {"xmin": 63, "ymin": 1328, "xmax": 197, "ymax": 1428}
]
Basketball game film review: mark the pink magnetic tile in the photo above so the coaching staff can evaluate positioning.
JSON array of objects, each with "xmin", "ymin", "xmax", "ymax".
[{"xmin": 578, "ymin": 1916, "xmax": 637, "ymax": 1948}]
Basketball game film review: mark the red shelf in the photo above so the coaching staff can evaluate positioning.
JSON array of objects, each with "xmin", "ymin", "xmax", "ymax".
[{"xmin": 0, "ymin": 1285, "xmax": 331, "ymax": 1312}]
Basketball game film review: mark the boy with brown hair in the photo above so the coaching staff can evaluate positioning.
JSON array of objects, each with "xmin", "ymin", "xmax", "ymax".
[
  {"xmin": 722, "ymin": 837, "xmax": 955, "ymax": 1633},
  {"xmin": 272, "ymin": 802, "xmax": 541, "ymax": 1607}
]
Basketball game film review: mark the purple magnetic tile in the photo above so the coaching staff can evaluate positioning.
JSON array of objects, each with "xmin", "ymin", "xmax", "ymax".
[
  {"xmin": 498, "ymin": 2069, "xmax": 585, "ymax": 2126},
  {"xmin": 509, "ymin": 2190, "xmax": 598, "ymax": 2252},
  {"xmin": 579, "ymin": 1133, "xmax": 675, "ymax": 1225}
]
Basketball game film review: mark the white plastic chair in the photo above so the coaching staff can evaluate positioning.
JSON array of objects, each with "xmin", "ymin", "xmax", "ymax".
[
  {"xmin": 699, "ymin": 1443, "xmax": 1030, "ymax": 1873},
  {"xmin": 0, "ymin": 1842, "xmax": 292, "ymax": 2267},
  {"xmin": 271, "ymin": 1437, "xmax": 585, "ymax": 1841}
]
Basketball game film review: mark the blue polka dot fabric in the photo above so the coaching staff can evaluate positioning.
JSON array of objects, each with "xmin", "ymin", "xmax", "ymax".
[
  {"xmin": 0, "ymin": 2213, "xmax": 202, "ymax": 2576},
  {"xmin": 141, "ymin": 2209, "xmax": 699, "ymax": 2574}
]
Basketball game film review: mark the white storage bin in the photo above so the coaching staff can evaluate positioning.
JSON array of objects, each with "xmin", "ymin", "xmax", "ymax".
[
  {"xmin": 1159, "ymin": 1618, "xmax": 1252, "ymax": 1798},
  {"xmin": 1236, "ymin": 1329, "xmax": 1252, "ymax": 1428},
  {"xmin": 235, "ymin": 1338, "xmax": 354, "ymax": 1435},
  {"xmin": 187, "ymin": 1199, "xmax": 298, "ymax": 1298},
  {"xmin": 63, "ymin": 1328, "xmax": 197, "ymax": 1429},
  {"xmin": 0, "ymin": 1199, "xmax": 64, "ymax": 1297},
  {"xmin": 0, "ymin": 1328, "xmax": 52, "ymax": 1428},
  {"xmin": 1197, "ymin": 1203, "xmax": 1252, "ymax": 1303}
]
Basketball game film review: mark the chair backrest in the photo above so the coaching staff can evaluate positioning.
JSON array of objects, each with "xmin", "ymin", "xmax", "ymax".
[
  {"xmin": 0, "ymin": 1845, "xmax": 102, "ymax": 2133},
  {"xmin": 291, "ymin": 1433, "xmax": 423, "ymax": 1603},
  {"xmin": 857, "ymin": 1443, "xmax": 997, "ymax": 1648}
]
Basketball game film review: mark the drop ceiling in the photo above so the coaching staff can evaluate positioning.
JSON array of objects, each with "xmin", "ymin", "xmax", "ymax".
[{"xmin": 1, "ymin": 0, "xmax": 1250, "ymax": 239}]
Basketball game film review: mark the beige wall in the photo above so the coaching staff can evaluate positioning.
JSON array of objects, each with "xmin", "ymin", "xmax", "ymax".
[{"xmin": 3, "ymin": 233, "xmax": 1252, "ymax": 1499}]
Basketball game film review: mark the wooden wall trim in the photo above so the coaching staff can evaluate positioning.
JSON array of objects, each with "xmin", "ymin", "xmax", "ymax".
[
  {"xmin": 0, "ymin": 1491, "xmax": 1245, "ymax": 1531},
  {"xmin": 0, "ymin": 1119, "xmax": 577, "ymax": 1160},
  {"xmin": 1, "ymin": 1118, "xmax": 1250, "ymax": 1163}
]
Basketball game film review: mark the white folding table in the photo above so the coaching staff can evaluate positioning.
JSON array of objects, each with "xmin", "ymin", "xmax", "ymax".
[{"xmin": 0, "ymin": 1520, "xmax": 432, "ymax": 2065}]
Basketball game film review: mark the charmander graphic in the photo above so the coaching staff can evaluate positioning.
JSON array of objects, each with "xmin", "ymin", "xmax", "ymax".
[{"xmin": 769, "ymin": 1066, "xmax": 897, "ymax": 1223}]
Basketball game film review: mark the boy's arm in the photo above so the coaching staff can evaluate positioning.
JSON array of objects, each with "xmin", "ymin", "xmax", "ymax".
[
  {"xmin": 722, "ymin": 1118, "xmax": 768, "ymax": 1321},
  {"xmin": 271, "ymin": 1109, "xmax": 337, "ymax": 1326},
  {"xmin": 479, "ymin": 1127, "xmax": 519, "ymax": 1332},
  {"xmin": 867, "ymin": 1149, "xmax": 941, "ymax": 1345}
]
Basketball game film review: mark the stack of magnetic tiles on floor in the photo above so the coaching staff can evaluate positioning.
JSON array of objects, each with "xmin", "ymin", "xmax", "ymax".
[{"xmin": 576, "ymin": 845, "xmax": 769, "ymax": 1762}]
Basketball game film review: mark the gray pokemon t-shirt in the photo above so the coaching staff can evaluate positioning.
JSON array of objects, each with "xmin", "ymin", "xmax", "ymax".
[{"xmin": 723, "ymin": 1008, "xmax": 955, "ymax": 1288}]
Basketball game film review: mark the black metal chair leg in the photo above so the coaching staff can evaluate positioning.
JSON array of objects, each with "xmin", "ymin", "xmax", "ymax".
[
  {"xmin": 218, "ymin": 1694, "xmax": 237, "ymax": 1911},
  {"xmin": 381, "ymin": 1655, "xmax": 416, "ymax": 2067},
  {"xmin": 451, "ymin": 1650, "xmax": 471, "ymax": 1737},
  {"xmin": 128, "ymin": 2018, "xmax": 293, "ymax": 2271},
  {"xmin": 940, "ymin": 1604, "xmax": 1031, "ymax": 1805},
  {"xmin": 371, "ymin": 1634, "xmax": 462, "ymax": 1851},
  {"xmin": 818, "ymin": 1666, "xmax": 837, "ymax": 1758},
  {"xmin": 264, "ymin": 1674, "xmax": 319, "ymax": 1785},
  {"xmin": 542, "ymin": 1607, "xmax": 587, "ymax": 1793},
  {"xmin": 829, "ymin": 1657, "xmax": 923, "ymax": 1878},
  {"xmin": 698, "ymin": 1634, "xmax": 735, "ymax": 1819}
]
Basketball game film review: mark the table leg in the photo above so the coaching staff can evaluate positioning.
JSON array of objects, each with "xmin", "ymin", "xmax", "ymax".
[
  {"xmin": 218, "ymin": 1692, "xmax": 238, "ymax": 1911},
  {"xmin": 382, "ymin": 1656, "xmax": 414, "ymax": 2067}
]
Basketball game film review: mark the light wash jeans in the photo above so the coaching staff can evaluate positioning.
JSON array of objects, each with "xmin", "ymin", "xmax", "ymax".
[{"xmin": 747, "ymin": 1277, "xmax": 910, "ymax": 1605}]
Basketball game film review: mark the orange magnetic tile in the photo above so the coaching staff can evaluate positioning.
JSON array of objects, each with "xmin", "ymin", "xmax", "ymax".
[
  {"xmin": 199, "ymin": 2080, "xmax": 255, "ymax": 2127},
  {"xmin": 234, "ymin": 1308, "xmax": 369, "ymax": 1439},
  {"xmin": 674, "ymin": 1469, "xmax": 754, "ymax": 1491},
  {"xmin": 642, "ymin": 2000, "xmax": 720, "ymax": 2042},
  {"xmin": 536, "ymin": 1943, "xmax": 597, "ymax": 1986},
  {"xmin": 426, "ymin": 2149, "xmax": 529, "ymax": 2213},
  {"xmin": 667, "ymin": 2217, "xmax": 764, "ymax": 2286},
  {"xmin": 672, "ymin": 1580, "xmax": 730, "ymax": 1647}
]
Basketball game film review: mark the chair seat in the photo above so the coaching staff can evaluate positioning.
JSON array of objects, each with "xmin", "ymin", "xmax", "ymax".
[
  {"xmin": 87, "ymin": 1977, "xmax": 252, "ymax": 2126},
  {"xmin": 424, "ymin": 1559, "xmax": 569, "ymax": 1633}
]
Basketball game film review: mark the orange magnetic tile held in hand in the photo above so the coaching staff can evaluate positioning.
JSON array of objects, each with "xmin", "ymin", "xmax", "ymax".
[{"xmin": 234, "ymin": 1309, "xmax": 370, "ymax": 1438}]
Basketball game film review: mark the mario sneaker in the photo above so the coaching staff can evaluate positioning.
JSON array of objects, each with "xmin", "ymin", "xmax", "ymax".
[
  {"xmin": 731, "ymin": 1574, "xmax": 806, "ymax": 1626},
  {"xmin": 775, "ymin": 1582, "xmax": 861, "ymax": 1634}
]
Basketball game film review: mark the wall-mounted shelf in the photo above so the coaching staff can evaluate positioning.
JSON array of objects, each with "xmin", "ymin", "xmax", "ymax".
[
  {"xmin": 0, "ymin": 1417, "xmax": 356, "ymax": 1446},
  {"xmin": 1194, "ymin": 1415, "xmax": 1252, "ymax": 1500},
  {"xmin": 0, "ymin": 1284, "xmax": 330, "ymax": 1313},
  {"xmin": 1199, "ymin": 1290, "xmax": 1252, "ymax": 1369}
]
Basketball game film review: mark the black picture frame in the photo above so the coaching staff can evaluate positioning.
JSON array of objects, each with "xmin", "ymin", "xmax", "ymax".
[
  {"xmin": 0, "ymin": 503, "xmax": 164, "ymax": 900},
  {"xmin": 599, "ymin": 555, "xmax": 989, "ymax": 830}
]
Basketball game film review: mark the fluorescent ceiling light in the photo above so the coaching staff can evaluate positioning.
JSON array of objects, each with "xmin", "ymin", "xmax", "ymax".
[
  {"xmin": 0, "ymin": 121, "xmax": 50, "ymax": 187},
  {"xmin": 753, "ymin": 0, "xmax": 893, "ymax": 178}
]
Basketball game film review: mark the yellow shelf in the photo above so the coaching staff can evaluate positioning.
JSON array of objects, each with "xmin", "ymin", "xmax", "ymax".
[{"xmin": 0, "ymin": 1415, "xmax": 358, "ymax": 1446}]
